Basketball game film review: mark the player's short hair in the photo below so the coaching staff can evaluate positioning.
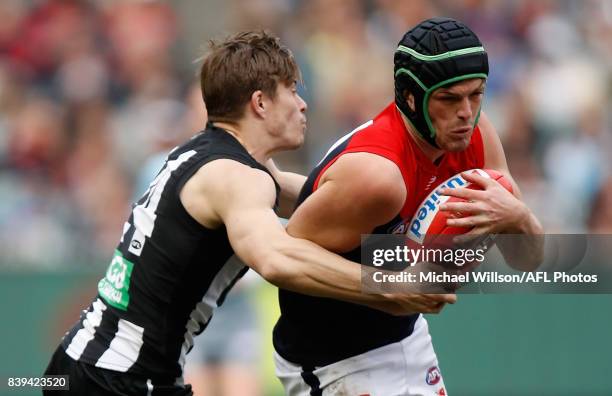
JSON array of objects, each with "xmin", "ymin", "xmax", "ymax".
[{"xmin": 199, "ymin": 31, "xmax": 301, "ymax": 124}]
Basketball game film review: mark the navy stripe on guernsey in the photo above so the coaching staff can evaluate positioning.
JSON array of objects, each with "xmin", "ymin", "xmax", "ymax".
[
  {"xmin": 61, "ymin": 123, "xmax": 279, "ymax": 385},
  {"xmin": 273, "ymin": 121, "xmax": 419, "ymax": 367}
]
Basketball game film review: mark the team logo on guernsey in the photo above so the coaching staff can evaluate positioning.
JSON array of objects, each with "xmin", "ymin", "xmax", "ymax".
[
  {"xmin": 425, "ymin": 175, "xmax": 438, "ymax": 190},
  {"xmin": 426, "ymin": 366, "xmax": 442, "ymax": 385},
  {"xmin": 407, "ymin": 175, "xmax": 466, "ymax": 243},
  {"xmin": 98, "ymin": 250, "xmax": 135, "ymax": 311},
  {"xmin": 389, "ymin": 175, "xmax": 466, "ymax": 237}
]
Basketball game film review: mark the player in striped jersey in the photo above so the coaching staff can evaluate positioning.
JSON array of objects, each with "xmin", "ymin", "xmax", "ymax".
[{"xmin": 43, "ymin": 31, "xmax": 454, "ymax": 396}]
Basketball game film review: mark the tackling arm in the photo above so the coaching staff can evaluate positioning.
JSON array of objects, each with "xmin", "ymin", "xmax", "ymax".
[
  {"xmin": 180, "ymin": 159, "xmax": 454, "ymax": 315},
  {"xmin": 265, "ymin": 158, "xmax": 307, "ymax": 218}
]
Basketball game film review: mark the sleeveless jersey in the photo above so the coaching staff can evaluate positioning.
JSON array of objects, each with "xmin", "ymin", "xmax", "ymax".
[
  {"xmin": 273, "ymin": 102, "xmax": 484, "ymax": 367},
  {"xmin": 61, "ymin": 124, "xmax": 278, "ymax": 381}
]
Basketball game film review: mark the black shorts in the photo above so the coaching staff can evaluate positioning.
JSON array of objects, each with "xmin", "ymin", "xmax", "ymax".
[{"xmin": 43, "ymin": 346, "xmax": 193, "ymax": 396}]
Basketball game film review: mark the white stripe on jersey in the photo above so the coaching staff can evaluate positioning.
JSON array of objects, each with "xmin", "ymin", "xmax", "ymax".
[
  {"xmin": 177, "ymin": 256, "xmax": 247, "ymax": 369},
  {"xmin": 316, "ymin": 120, "xmax": 373, "ymax": 167},
  {"xmin": 94, "ymin": 318, "xmax": 145, "ymax": 372},
  {"xmin": 120, "ymin": 222, "xmax": 130, "ymax": 243},
  {"xmin": 132, "ymin": 150, "xmax": 197, "ymax": 253},
  {"xmin": 65, "ymin": 299, "xmax": 107, "ymax": 360}
]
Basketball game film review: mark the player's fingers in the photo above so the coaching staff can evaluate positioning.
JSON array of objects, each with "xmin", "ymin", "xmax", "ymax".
[
  {"xmin": 409, "ymin": 296, "xmax": 446, "ymax": 313},
  {"xmin": 446, "ymin": 214, "xmax": 488, "ymax": 228},
  {"xmin": 392, "ymin": 294, "xmax": 442, "ymax": 313},
  {"xmin": 410, "ymin": 299, "xmax": 439, "ymax": 314},
  {"xmin": 439, "ymin": 201, "xmax": 481, "ymax": 213},
  {"xmin": 442, "ymin": 293, "xmax": 457, "ymax": 304},
  {"xmin": 462, "ymin": 171, "xmax": 495, "ymax": 188},
  {"xmin": 439, "ymin": 186, "xmax": 486, "ymax": 200},
  {"xmin": 424, "ymin": 293, "xmax": 457, "ymax": 304}
]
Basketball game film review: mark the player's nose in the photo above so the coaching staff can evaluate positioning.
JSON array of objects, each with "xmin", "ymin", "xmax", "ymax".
[
  {"xmin": 298, "ymin": 94, "xmax": 307, "ymax": 113},
  {"xmin": 457, "ymin": 97, "xmax": 473, "ymax": 120}
]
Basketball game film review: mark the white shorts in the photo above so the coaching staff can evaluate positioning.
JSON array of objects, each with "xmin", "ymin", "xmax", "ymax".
[{"xmin": 274, "ymin": 315, "xmax": 447, "ymax": 396}]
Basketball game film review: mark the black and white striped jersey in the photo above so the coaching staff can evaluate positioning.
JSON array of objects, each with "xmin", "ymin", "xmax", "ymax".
[{"xmin": 61, "ymin": 124, "xmax": 278, "ymax": 380}]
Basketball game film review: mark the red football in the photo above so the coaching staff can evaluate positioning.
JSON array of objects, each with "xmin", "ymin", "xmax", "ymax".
[{"xmin": 405, "ymin": 169, "xmax": 513, "ymax": 250}]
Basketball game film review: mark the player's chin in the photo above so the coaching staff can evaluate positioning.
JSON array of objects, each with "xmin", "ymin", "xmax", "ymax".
[
  {"xmin": 295, "ymin": 126, "xmax": 306, "ymax": 146},
  {"xmin": 442, "ymin": 136, "xmax": 471, "ymax": 152},
  {"xmin": 286, "ymin": 131, "xmax": 305, "ymax": 150},
  {"xmin": 441, "ymin": 142, "xmax": 470, "ymax": 153},
  {"xmin": 276, "ymin": 126, "xmax": 305, "ymax": 150}
]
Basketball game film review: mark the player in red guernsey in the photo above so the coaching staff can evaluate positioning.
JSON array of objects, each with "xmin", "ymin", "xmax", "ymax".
[
  {"xmin": 310, "ymin": 103, "xmax": 487, "ymax": 227},
  {"xmin": 271, "ymin": 18, "xmax": 543, "ymax": 395}
]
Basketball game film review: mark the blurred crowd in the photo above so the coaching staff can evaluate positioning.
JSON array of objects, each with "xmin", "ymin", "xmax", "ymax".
[{"xmin": 0, "ymin": 0, "xmax": 611, "ymax": 269}]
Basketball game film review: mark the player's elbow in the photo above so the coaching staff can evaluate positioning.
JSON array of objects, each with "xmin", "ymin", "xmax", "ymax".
[
  {"xmin": 253, "ymin": 237, "xmax": 313, "ymax": 289},
  {"xmin": 259, "ymin": 263, "xmax": 286, "ymax": 286},
  {"xmin": 249, "ymin": 244, "xmax": 292, "ymax": 286}
]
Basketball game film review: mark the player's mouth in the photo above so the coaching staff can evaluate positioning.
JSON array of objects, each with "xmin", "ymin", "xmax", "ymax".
[{"xmin": 450, "ymin": 126, "xmax": 472, "ymax": 135}]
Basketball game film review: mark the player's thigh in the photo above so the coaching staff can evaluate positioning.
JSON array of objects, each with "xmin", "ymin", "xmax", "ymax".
[
  {"xmin": 274, "ymin": 352, "xmax": 317, "ymax": 396},
  {"xmin": 275, "ymin": 341, "xmax": 408, "ymax": 395},
  {"xmin": 275, "ymin": 316, "xmax": 448, "ymax": 396},
  {"xmin": 399, "ymin": 315, "xmax": 448, "ymax": 396},
  {"xmin": 321, "ymin": 317, "xmax": 449, "ymax": 395}
]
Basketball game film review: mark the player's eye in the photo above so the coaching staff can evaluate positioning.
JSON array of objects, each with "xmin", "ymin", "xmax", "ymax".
[
  {"xmin": 439, "ymin": 96, "xmax": 459, "ymax": 102},
  {"xmin": 470, "ymin": 93, "xmax": 484, "ymax": 101}
]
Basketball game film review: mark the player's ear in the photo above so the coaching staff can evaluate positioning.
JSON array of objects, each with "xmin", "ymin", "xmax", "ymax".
[
  {"xmin": 403, "ymin": 90, "xmax": 415, "ymax": 112},
  {"xmin": 250, "ymin": 90, "xmax": 266, "ymax": 119}
]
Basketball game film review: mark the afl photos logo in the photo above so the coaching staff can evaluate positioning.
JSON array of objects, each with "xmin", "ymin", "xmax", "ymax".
[{"xmin": 426, "ymin": 366, "xmax": 441, "ymax": 385}]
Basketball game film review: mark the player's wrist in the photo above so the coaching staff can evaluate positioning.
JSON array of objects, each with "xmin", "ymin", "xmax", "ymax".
[
  {"xmin": 513, "ymin": 207, "xmax": 542, "ymax": 235},
  {"xmin": 503, "ymin": 203, "xmax": 532, "ymax": 234}
]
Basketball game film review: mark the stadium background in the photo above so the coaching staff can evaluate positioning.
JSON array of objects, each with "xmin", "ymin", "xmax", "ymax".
[{"xmin": 0, "ymin": 0, "xmax": 611, "ymax": 395}]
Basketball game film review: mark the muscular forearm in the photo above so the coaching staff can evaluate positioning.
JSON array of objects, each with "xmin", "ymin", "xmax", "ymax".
[
  {"xmin": 266, "ymin": 239, "xmax": 456, "ymax": 315},
  {"xmin": 263, "ymin": 237, "xmax": 366, "ymax": 298},
  {"xmin": 256, "ymin": 236, "xmax": 418, "ymax": 315}
]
